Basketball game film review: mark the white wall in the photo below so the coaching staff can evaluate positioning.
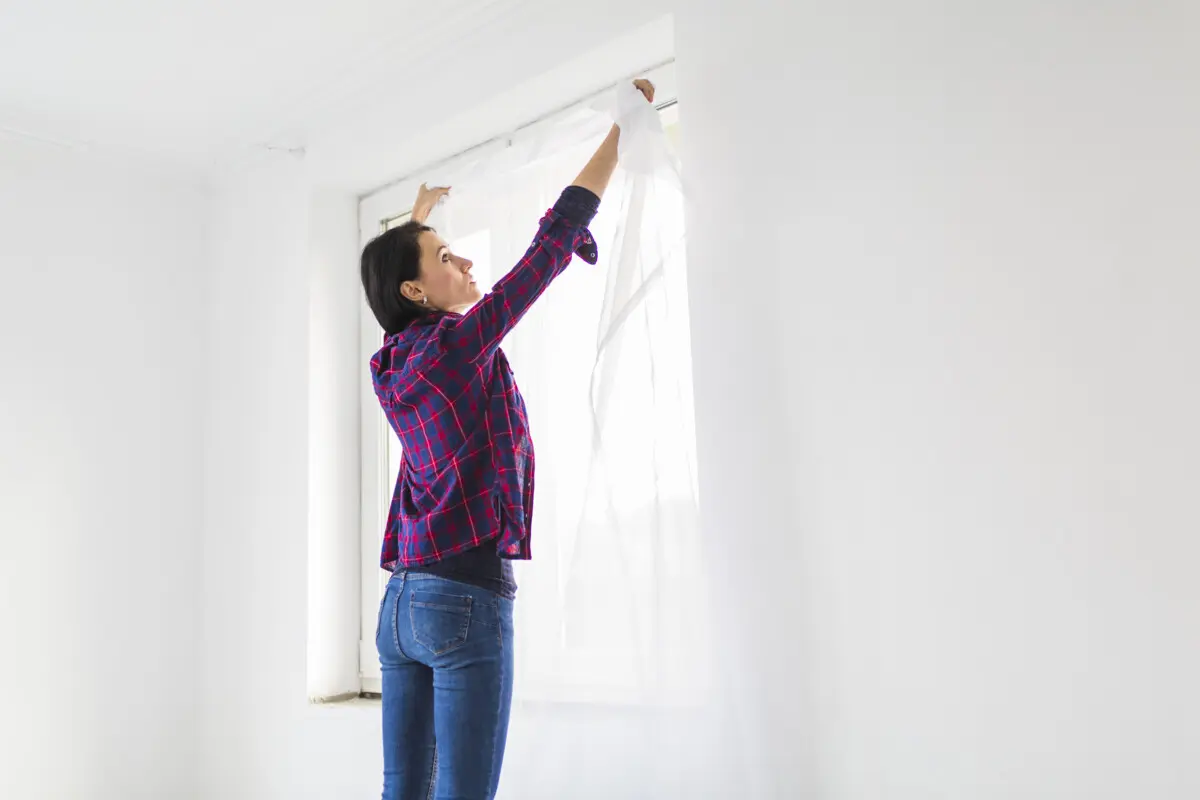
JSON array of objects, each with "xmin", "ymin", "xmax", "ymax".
[
  {"xmin": 0, "ymin": 141, "xmax": 207, "ymax": 799},
  {"xmin": 676, "ymin": 2, "xmax": 1200, "ymax": 798}
]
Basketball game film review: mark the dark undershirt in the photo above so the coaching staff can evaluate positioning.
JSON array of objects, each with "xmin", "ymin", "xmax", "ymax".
[
  {"xmin": 405, "ymin": 544, "xmax": 516, "ymax": 599},
  {"xmin": 399, "ymin": 186, "xmax": 601, "ymax": 601}
]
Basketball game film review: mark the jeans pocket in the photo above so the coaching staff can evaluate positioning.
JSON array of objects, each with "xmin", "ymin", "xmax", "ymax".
[{"xmin": 409, "ymin": 590, "xmax": 473, "ymax": 656}]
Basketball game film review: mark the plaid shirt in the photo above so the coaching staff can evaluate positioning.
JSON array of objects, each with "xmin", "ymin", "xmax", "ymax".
[{"xmin": 370, "ymin": 188, "xmax": 599, "ymax": 571}]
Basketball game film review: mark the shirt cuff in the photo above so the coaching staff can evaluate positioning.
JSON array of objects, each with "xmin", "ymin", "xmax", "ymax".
[
  {"xmin": 553, "ymin": 185, "xmax": 600, "ymax": 228},
  {"xmin": 551, "ymin": 186, "xmax": 600, "ymax": 265}
]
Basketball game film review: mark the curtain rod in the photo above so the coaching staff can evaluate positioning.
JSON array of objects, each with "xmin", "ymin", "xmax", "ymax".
[{"xmin": 360, "ymin": 57, "xmax": 677, "ymax": 201}]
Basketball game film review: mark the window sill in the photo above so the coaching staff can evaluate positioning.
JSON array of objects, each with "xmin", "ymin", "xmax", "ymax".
[{"xmin": 309, "ymin": 692, "xmax": 379, "ymax": 709}]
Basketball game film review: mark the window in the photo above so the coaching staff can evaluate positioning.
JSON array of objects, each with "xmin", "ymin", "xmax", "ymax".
[{"xmin": 357, "ymin": 72, "xmax": 703, "ymax": 702}]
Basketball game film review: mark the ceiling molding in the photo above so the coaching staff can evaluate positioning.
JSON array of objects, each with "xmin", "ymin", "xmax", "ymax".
[{"xmin": 0, "ymin": 124, "xmax": 91, "ymax": 151}]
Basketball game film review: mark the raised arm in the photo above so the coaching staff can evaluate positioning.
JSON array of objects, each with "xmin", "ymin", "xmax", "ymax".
[
  {"xmin": 570, "ymin": 121, "xmax": 622, "ymax": 199},
  {"xmin": 440, "ymin": 79, "xmax": 656, "ymax": 362}
]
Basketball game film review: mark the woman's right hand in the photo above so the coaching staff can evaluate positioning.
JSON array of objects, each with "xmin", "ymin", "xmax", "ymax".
[{"xmin": 632, "ymin": 78, "xmax": 656, "ymax": 105}]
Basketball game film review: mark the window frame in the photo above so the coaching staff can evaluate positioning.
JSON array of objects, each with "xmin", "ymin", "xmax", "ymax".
[{"xmin": 357, "ymin": 209, "xmax": 411, "ymax": 695}]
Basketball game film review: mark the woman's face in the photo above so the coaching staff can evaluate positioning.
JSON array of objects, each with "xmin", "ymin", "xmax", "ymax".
[{"xmin": 402, "ymin": 230, "xmax": 482, "ymax": 313}]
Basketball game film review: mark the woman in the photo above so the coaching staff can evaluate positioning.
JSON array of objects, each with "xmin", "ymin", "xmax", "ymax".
[{"xmin": 360, "ymin": 78, "xmax": 655, "ymax": 800}]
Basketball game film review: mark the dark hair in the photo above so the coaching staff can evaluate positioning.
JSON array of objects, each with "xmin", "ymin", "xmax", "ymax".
[{"xmin": 360, "ymin": 220, "xmax": 436, "ymax": 336}]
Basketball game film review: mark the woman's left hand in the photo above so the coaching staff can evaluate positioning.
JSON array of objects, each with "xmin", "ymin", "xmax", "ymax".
[{"xmin": 412, "ymin": 183, "xmax": 450, "ymax": 224}]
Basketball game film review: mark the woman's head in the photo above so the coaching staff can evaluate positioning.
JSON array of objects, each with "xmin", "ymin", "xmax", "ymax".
[{"xmin": 360, "ymin": 221, "xmax": 482, "ymax": 335}]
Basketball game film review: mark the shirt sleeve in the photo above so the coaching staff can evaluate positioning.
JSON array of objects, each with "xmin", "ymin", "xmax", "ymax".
[{"xmin": 438, "ymin": 186, "xmax": 600, "ymax": 362}]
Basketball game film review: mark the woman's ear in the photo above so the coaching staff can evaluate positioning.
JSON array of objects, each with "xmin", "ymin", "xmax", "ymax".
[{"xmin": 400, "ymin": 280, "xmax": 423, "ymax": 303}]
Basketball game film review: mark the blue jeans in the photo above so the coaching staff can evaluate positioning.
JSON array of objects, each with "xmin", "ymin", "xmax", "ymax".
[{"xmin": 377, "ymin": 571, "xmax": 515, "ymax": 800}]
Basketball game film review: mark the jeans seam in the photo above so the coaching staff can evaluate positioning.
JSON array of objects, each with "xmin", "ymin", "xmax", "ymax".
[
  {"xmin": 494, "ymin": 597, "xmax": 503, "ymax": 648},
  {"xmin": 485, "ymin": 604, "xmax": 506, "ymax": 796},
  {"xmin": 425, "ymin": 746, "xmax": 437, "ymax": 800},
  {"xmin": 390, "ymin": 572, "xmax": 408, "ymax": 660},
  {"xmin": 375, "ymin": 589, "xmax": 388, "ymax": 649}
]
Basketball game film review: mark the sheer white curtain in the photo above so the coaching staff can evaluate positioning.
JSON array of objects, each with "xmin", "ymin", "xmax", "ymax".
[{"xmin": 418, "ymin": 88, "xmax": 732, "ymax": 796}]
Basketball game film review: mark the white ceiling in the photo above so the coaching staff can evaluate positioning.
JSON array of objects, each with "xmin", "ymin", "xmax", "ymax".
[{"xmin": 0, "ymin": 0, "xmax": 671, "ymax": 176}]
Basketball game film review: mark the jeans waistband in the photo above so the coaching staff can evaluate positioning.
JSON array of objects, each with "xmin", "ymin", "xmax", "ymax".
[{"xmin": 393, "ymin": 568, "xmax": 517, "ymax": 601}]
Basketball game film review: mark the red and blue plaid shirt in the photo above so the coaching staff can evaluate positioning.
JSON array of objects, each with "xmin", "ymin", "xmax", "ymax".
[{"xmin": 370, "ymin": 188, "xmax": 599, "ymax": 571}]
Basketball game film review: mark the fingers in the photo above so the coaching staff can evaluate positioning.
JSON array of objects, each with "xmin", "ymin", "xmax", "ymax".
[
  {"xmin": 416, "ymin": 186, "xmax": 451, "ymax": 215},
  {"xmin": 632, "ymin": 78, "xmax": 655, "ymax": 104},
  {"xmin": 413, "ymin": 185, "xmax": 451, "ymax": 223}
]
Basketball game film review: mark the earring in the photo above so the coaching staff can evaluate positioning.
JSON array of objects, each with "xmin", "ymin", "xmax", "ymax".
[{"xmin": 421, "ymin": 296, "xmax": 428, "ymax": 306}]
